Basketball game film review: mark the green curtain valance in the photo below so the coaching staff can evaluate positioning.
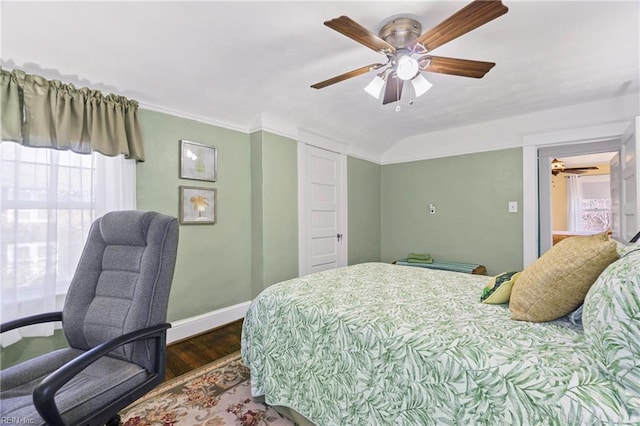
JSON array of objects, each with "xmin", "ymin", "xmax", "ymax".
[{"xmin": 1, "ymin": 68, "xmax": 145, "ymax": 161}]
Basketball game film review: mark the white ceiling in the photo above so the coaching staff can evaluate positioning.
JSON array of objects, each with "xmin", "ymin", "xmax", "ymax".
[
  {"xmin": 2, "ymin": 1, "xmax": 639, "ymax": 160},
  {"xmin": 561, "ymin": 152, "xmax": 617, "ymax": 167}
]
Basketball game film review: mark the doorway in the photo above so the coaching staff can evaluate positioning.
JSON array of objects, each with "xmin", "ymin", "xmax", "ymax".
[
  {"xmin": 523, "ymin": 118, "xmax": 639, "ymax": 267},
  {"xmin": 538, "ymin": 140, "xmax": 620, "ymax": 256},
  {"xmin": 549, "ymin": 152, "xmax": 617, "ymax": 246}
]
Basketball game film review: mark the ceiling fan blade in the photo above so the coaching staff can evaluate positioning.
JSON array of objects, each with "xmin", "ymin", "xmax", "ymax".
[
  {"xmin": 554, "ymin": 167, "xmax": 599, "ymax": 175},
  {"xmin": 419, "ymin": 55, "xmax": 496, "ymax": 78},
  {"xmin": 311, "ymin": 63, "xmax": 385, "ymax": 89},
  {"xmin": 411, "ymin": 0, "xmax": 508, "ymax": 52},
  {"xmin": 324, "ymin": 16, "xmax": 396, "ymax": 55},
  {"xmin": 564, "ymin": 167, "xmax": 599, "ymax": 172},
  {"xmin": 382, "ymin": 72, "xmax": 403, "ymax": 105}
]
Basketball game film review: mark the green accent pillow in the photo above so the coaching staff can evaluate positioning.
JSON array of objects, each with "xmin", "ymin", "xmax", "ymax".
[
  {"xmin": 481, "ymin": 271, "xmax": 521, "ymax": 304},
  {"xmin": 583, "ymin": 248, "xmax": 640, "ymax": 395}
]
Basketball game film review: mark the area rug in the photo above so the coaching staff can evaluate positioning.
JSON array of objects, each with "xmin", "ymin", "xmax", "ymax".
[{"xmin": 119, "ymin": 352, "xmax": 294, "ymax": 425}]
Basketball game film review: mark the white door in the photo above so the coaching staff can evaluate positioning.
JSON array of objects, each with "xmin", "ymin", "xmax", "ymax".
[
  {"xmin": 620, "ymin": 117, "xmax": 640, "ymax": 241},
  {"xmin": 610, "ymin": 152, "xmax": 621, "ymax": 240},
  {"xmin": 299, "ymin": 144, "xmax": 347, "ymax": 275}
]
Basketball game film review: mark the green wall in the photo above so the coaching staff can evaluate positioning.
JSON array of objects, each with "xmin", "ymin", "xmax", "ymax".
[
  {"xmin": 136, "ymin": 109, "xmax": 252, "ymax": 321},
  {"xmin": 0, "ymin": 330, "xmax": 67, "ymax": 369},
  {"xmin": 261, "ymin": 132, "xmax": 299, "ymax": 287},
  {"xmin": 3, "ymin": 109, "xmax": 256, "ymax": 368},
  {"xmin": 381, "ymin": 148, "xmax": 523, "ymax": 275},
  {"xmin": 250, "ymin": 131, "xmax": 264, "ymax": 298},
  {"xmin": 250, "ymin": 131, "xmax": 299, "ymax": 295},
  {"xmin": 348, "ymin": 156, "xmax": 382, "ymax": 264},
  {"xmin": 1, "ymin": 114, "xmax": 525, "ymax": 368}
]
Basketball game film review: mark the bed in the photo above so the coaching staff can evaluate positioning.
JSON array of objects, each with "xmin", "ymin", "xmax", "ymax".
[
  {"xmin": 553, "ymin": 231, "xmax": 613, "ymax": 246},
  {"xmin": 241, "ymin": 254, "xmax": 640, "ymax": 425}
]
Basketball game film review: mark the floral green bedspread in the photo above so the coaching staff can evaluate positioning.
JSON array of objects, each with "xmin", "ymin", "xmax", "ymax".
[{"xmin": 241, "ymin": 263, "xmax": 638, "ymax": 425}]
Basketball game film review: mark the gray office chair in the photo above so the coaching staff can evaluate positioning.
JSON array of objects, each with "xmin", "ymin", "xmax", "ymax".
[{"xmin": 0, "ymin": 210, "xmax": 179, "ymax": 426}]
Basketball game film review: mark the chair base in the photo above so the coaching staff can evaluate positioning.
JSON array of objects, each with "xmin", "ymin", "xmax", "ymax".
[{"xmin": 105, "ymin": 414, "xmax": 121, "ymax": 426}]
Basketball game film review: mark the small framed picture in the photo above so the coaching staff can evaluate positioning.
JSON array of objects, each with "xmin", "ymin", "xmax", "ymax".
[
  {"xmin": 180, "ymin": 140, "xmax": 217, "ymax": 182},
  {"xmin": 179, "ymin": 186, "xmax": 217, "ymax": 225}
]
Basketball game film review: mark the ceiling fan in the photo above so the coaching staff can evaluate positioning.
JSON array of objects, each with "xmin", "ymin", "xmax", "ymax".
[
  {"xmin": 551, "ymin": 158, "xmax": 599, "ymax": 176},
  {"xmin": 311, "ymin": 0, "xmax": 509, "ymax": 106}
]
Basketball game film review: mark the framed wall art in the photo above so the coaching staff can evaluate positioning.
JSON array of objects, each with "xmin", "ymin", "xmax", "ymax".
[
  {"xmin": 180, "ymin": 140, "xmax": 217, "ymax": 182},
  {"xmin": 179, "ymin": 186, "xmax": 217, "ymax": 225}
]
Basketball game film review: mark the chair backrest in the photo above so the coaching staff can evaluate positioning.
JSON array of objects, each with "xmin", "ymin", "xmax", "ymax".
[{"xmin": 62, "ymin": 210, "xmax": 179, "ymax": 371}]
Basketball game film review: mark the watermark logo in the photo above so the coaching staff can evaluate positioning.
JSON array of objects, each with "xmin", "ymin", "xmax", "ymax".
[{"xmin": 1, "ymin": 417, "xmax": 36, "ymax": 424}]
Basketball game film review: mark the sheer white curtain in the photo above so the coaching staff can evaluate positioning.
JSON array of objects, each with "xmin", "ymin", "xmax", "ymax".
[
  {"xmin": 0, "ymin": 142, "xmax": 136, "ymax": 346},
  {"xmin": 566, "ymin": 175, "xmax": 582, "ymax": 232}
]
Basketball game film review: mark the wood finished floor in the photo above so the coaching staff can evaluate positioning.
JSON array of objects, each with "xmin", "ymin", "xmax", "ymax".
[{"xmin": 164, "ymin": 319, "xmax": 243, "ymax": 381}]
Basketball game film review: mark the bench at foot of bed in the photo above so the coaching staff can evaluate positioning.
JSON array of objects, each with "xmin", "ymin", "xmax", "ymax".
[{"xmin": 393, "ymin": 259, "xmax": 487, "ymax": 275}]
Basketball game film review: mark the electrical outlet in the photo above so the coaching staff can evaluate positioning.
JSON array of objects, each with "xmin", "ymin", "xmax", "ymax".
[{"xmin": 429, "ymin": 204, "xmax": 436, "ymax": 214}]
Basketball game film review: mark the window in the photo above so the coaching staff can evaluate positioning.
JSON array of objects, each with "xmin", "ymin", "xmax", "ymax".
[
  {"xmin": 581, "ymin": 197, "xmax": 611, "ymax": 232},
  {"xmin": 567, "ymin": 174, "xmax": 611, "ymax": 233},
  {"xmin": 1, "ymin": 143, "xmax": 96, "ymax": 295},
  {"xmin": 1, "ymin": 142, "xmax": 136, "ymax": 344}
]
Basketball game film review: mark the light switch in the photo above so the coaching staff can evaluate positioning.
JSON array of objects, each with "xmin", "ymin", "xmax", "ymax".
[
  {"xmin": 508, "ymin": 201, "xmax": 518, "ymax": 213},
  {"xmin": 429, "ymin": 204, "xmax": 436, "ymax": 214}
]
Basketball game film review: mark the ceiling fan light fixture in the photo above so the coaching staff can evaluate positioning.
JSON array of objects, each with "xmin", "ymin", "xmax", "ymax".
[
  {"xmin": 311, "ymin": 1, "xmax": 508, "ymax": 103},
  {"xmin": 411, "ymin": 73, "xmax": 432, "ymax": 97},
  {"xmin": 364, "ymin": 75, "xmax": 385, "ymax": 99},
  {"xmin": 396, "ymin": 55, "xmax": 419, "ymax": 81},
  {"xmin": 551, "ymin": 158, "xmax": 565, "ymax": 171}
]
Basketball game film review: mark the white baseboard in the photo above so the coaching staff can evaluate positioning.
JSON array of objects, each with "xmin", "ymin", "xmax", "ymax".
[{"xmin": 167, "ymin": 301, "xmax": 251, "ymax": 344}]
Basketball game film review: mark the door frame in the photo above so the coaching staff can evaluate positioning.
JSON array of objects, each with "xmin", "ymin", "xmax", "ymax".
[
  {"xmin": 619, "ymin": 119, "xmax": 640, "ymax": 241},
  {"xmin": 297, "ymin": 132, "xmax": 348, "ymax": 276},
  {"xmin": 537, "ymin": 139, "xmax": 620, "ymax": 255},
  {"xmin": 522, "ymin": 121, "xmax": 630, "ymax": 267}
]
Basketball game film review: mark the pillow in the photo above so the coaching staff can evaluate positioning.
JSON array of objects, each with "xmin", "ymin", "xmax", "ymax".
[
  {"xmin": 510, "ymin": 232, "xmax": 618, "ymax": 322},
  {"xmin": 480, "ymin": 271, "xmax": 521, "ymax": 304},
  {"xmin": 583, "ymin": 249, "xmax": 640, "ymax": 395}
]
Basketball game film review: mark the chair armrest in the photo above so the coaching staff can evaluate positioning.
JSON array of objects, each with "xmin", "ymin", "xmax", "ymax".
[
  {"xmin": 32, "ymin": 323, "xmax": 171, "ymax": 426},
  {"xmin": 0, "ymin": 312, "xmax": 62, "ymax": 333}
]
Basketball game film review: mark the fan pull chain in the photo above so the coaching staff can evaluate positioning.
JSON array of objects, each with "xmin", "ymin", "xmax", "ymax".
[
  {"xmin": 409, "ymin": 80, "xmax": 415, "ymax": 106},
  {"xmin": 395, "ymin": 77, "xmax": 401, "ymax": 112}
]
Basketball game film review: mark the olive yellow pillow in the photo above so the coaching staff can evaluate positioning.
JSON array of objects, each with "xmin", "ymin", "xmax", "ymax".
[
  {"xmin": 510, "ymin": 232, "xmax": 618, "ymax": 322},
  {"xmin": 481, "ymin": 271, "xmax": 521, "ymax": 304}
]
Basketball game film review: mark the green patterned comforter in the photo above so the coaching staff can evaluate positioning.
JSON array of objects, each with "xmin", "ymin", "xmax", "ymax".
[{"xmin": 241, "ymin": 263, "xmax": 638, "ymax": 425}]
